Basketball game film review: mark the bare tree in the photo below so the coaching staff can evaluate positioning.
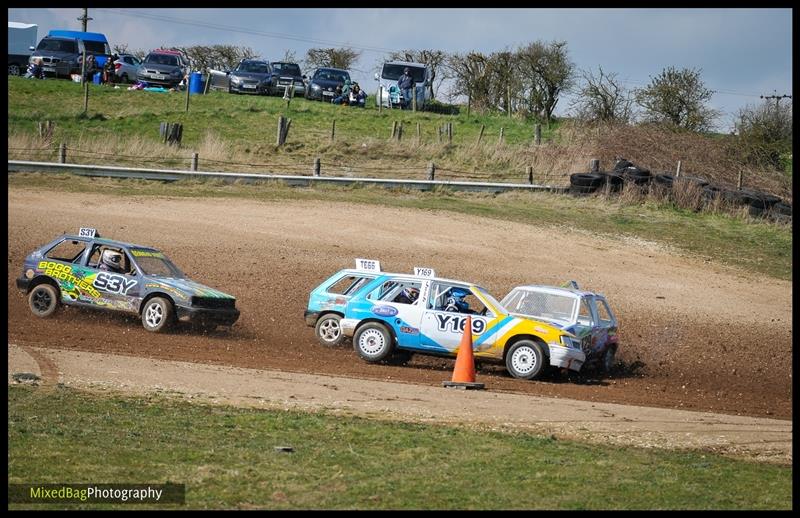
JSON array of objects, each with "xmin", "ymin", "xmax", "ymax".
[
  {"xmin": 112, "ymin": 43, "xmax": 146, "ymax": 61},
  {"xmin": 172, "ymin": 45, "xmax": 258, "ymax": 72},
  {"xmin": 446, "ymin": 51, "xmax": 492, "ymax": 111},
  {"xmin": 571, "ymin": 67, "xmax": 634, "ymax": 124},
  {"xmin": 635, "ymin": 66, "xmax": 718, "ymax": 132},
  {"xmin": 515, "ymin": 40, "xmax": 575, "ymax": 125},
  {"xmin": 305, "ymin": 47, "xmax": 361, "ymax": 71},
  {"xmin": 281, "ymin": 49, "xmax": 298, "ymax": 63},
  {"xmin": 387, "ymin": 49, "xmax": 449, "ymax": 99}
]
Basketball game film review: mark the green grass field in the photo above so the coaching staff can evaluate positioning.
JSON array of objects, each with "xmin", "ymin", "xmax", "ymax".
[
  {"xmin": 8, "ymin": 77, "xmax": 557, "ymax": 181},
  {"xmin": 8, "ymin": 386, "xmax": 792, "ymax": 510},
  {"xmin": 8, "ymin": 173, "xmax": 793, "ymax": 281}
]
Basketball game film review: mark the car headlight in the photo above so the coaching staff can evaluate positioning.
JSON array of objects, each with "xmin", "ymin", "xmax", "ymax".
[
  {"xmin": 311, "ymin": 83, "xmax": 321, "ymax": 90},
  {"xmin": 230, "ymin": 76, "xmax": 240, "ymax": 84},
  {"xmin": 560, "ymin": 335, "xmax": 580, "ymax": 349}
]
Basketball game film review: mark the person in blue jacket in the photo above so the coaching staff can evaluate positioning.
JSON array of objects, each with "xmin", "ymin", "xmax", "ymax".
[
  {"xmin": 24, "ymin": 58, "xmax": 45, "ymax": 79},
  {"xmin": 397, "ymin": 67, "xmax": 415, "ymax": 109}
]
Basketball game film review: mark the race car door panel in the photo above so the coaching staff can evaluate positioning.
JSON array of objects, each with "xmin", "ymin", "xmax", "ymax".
[
  {"xmin": 419, "ymin": 282, "xmax": 491, "ymax": 352},
  {"xmin": 364, "ymin": 277, "xmax": 424, "ymax": 349},
  {"xmin": 82, "ymin": 245, "xmax": 141, "ymax": 311}
]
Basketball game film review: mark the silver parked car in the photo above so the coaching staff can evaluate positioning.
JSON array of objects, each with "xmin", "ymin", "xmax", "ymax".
[{"xmin": 114, "ymin": 53, "xmax": 141, "ymax": 83}]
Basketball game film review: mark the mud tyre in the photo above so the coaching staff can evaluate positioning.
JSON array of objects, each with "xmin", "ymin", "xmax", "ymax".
[{"xmin": 28, "ymin": 283, "xmax": 59, "ymax": 318}]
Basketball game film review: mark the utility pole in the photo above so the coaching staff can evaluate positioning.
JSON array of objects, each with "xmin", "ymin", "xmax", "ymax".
[
  {"xmin": 760, "ymin": 92, "xmax": 792, "ymax": 113},
  {"xmin": 77, "ymin": 8, "xmax": 92, "ymax": 86}
]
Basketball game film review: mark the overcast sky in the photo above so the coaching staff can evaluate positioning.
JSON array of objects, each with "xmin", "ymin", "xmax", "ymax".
[{"xmin": 8, "ymin": 8, "xmax": 793, "ymax": 131}]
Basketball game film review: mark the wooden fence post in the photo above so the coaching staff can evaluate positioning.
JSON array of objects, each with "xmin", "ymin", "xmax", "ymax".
[
  {"xmin": 526, "ymin": 166, "xmax": 533, "ymax": 185},
  {"xmin": 507, "ymin": 84, "xmax": 512, "ymax": 118},
  {"xmin": 416, "ymin": 122, "xmax": 421, "ymax": 146},
  {"xmin": 391, "ymin": 121, "xmax": 398, "ymax": 140},
  {"xmin": 412, "ymin": 90, "xmax": 417, "ymax": 112},
  {"xmin": 314, "ymin": 157, "xmax": 321, "ymax": 177},
  {"xmin": 83, "ymin": 80, "xmax": 89, "ymax": 114},
  {"xmin": 185, "ymin": 70, "xmax": 191, "ymax": 112},
  {"xmin": 58, "ymin": 142, "xmax": 67, "ymax": 164},
  {"xmin": 447, "ymin": 122, "xmax": 452, "ymax": 144},
  {"xmin": 498, "ymin": 127, "xmax": 504, "ymax": 145},
  {"xmin": 676, "ymin": 160, "xmax": 682, "ymax": 178},
  {"xmin": 191, "ymin": 152, "xmax": 198, "ymax": 171},
  {"xmin": 396, "ymin": 122, "xmax": 403, "ymax": 141},
  {"xmin": 280, "ymin": 118, "xmax": 292, "ymax": 145},
  {"xmin": 277, "ymin": 116, "xmax": 285, "ymax": 146},
  {"xmin": 590, "ymin": 159, "xmax": 600, "ymax": 173},
  {"xmin": 466, "ymin": 91, "xmax": 471, "ymax": 118},
  {"xmin": 534, "ymin": 123, "xmax": 541, "ymax": 145},
  {"xmin": 330, "ymin": 119, "xmax": 336, "ymax": 143},
  {"xmin": 203, "ymin": 71, "xmax": 211, "ymax": 95},
  {"xmin": 737, "ymin": 170, "xmax": 743, "ymax": 190},
  {"xmin": 378, "ymin": 86, "xmax": 383, "ymax": 113},
  {"xmin": 427, "ymin": 161, "xmax": 436, "ymax": 181},
  {"xmin": 476, "ymin": 125, "xmax": 485, "ymax": 145}
]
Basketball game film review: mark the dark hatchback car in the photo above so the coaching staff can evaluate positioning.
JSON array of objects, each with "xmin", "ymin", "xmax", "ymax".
[
  {"xmin": 137, "ymin": 49, "xmax": 186, "ymax": 88},
  {"xmin": 228, "ymin": 59, "xmax": 272, "ymax": 95},
  {"xmin": 268, "ymin": 62, "xmax": 306, "ymax": 97},
  {"xmin": 306, "ymin": 67, "xmax": 351, "ymax": 102}
]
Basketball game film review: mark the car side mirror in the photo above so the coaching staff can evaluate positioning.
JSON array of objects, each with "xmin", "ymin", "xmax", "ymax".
[{"xmin": 374, "ymin": 73, "xmax": 379, "ymax": 81}]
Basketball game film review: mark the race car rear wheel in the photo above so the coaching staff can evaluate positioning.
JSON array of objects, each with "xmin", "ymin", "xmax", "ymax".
[
  {"xmin": 602, "ymin": 345, "xmax": 617, "ymax": 373},
  {"xmin": 28, "ymin": 283, "xmax": 59, "ymax": 318},
  {"xmin": 354, "ymin": 322, "xmax": 393, "ymax": 362},
  {"xmin": 315, "ymin": 314, "xmax": 345, "ymax": 347},
  {"xmin": 142, "ymin": 297, "xmax": 174, "ymax": 333},
  {"xmin": 505, "ymin": 340, "xmax": 545, "ymax": 380}
]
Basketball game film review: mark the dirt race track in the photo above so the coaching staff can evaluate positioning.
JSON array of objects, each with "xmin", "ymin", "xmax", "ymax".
[{"xmin": 7, "ymin": 188, "xmax": 793, "ymax": 422}]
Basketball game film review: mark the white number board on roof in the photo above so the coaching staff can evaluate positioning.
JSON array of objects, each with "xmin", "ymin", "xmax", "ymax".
[
  {"xmin": 355, "ymin": 258, "xmax": 381, "ymax": 272},
  {"xmin": 414, "ymin": 267, "xmax": 436, "ymax": 278},
  {"xmin": 78, "ymin": 227, "xmax": 97, "ymax": 238}
]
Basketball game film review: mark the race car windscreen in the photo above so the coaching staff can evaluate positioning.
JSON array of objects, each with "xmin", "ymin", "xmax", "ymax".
[
  {"xmin": 502, "ymin": 289, "xmax": 577, "ymax": 324},
  {"xmin": 130, "ymin": 250, "xmax": 185, "ymax": 278}
]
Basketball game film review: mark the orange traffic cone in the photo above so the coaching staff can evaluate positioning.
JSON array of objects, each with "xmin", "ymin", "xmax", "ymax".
[{"xmin": 442, "ymin": 316, "xmax": 485, "ymax": 390}]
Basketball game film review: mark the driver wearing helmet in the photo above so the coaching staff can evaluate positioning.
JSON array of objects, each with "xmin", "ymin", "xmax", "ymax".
[
  {"xmin": 99, "ymin": 249, "xmax": 124, "ymax": 273},
  {"xmin": 444, "ymin": 287, "xmax": 471, "ymax": 313},
  {"xmin": 394, "ymin": 286, "xmax": 420, "ymax": 305}
]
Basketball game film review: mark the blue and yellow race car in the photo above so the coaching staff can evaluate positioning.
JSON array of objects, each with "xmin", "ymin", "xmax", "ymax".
[
  {"xmin": 16, "ymin": 228, "xmax": 240, "ymax": 332},
  {"xmin": 305, "ymin": 259, "xmax": 585, "ymax": 380}
]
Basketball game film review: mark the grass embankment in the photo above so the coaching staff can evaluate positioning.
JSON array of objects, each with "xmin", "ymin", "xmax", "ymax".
[
  {"xmin": 8, "ymin": 173, "xmax": 793, "ymax": 281},
  {"xmin": 8, "ymin": 386, "xmax": 792, "ymax": 510},
  {"xmin": 8, "ymin": 77, "xmax": 567, "ymax": 182}
]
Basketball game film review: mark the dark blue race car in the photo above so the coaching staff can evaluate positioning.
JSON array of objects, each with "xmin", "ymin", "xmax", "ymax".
[{"xmin": 16, "ymin": 228, "xmax": 240, "ymax": 333}]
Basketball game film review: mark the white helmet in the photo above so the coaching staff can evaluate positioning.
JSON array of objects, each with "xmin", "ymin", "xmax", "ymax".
[{"xmin": 101, "ymin": 249, "xmax": 123, "ymax": 270}]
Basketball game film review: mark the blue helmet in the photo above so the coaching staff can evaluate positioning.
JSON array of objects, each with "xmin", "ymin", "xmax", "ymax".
[{"xmin": 450, "ymin": 288, "xmax": 470, "ymax": 299}]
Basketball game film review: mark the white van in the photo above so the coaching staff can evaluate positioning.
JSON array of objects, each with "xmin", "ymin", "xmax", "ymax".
[{"xmin": 374, "ymin": 60, "xmax": 433, "ymax": 109}]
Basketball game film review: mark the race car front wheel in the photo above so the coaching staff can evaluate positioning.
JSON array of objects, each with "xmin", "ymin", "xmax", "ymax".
[
  {"xmin": 505, "ymin": 340, "xmax": 545, "ymax": 380},
  {"xmin": 142, "ymin": 297, "xmax": 174, "ymax": 333},
  {"xmin": 354, "ymin": 322, "xmax": 393, "ymax": 362},
  {"xmin": 315, "ymin": 314, "xmax": 345, "ymax": 347},
  {"xmin": 28, "ymin": 284, "xmax": 59, "ymax": 318}
]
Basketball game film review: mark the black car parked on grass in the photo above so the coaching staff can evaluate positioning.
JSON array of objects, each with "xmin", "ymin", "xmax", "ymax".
[
  {"xmin": 305, "ymin": 67, "xmax": 351, "ymax": 102},
  {"xmin": 268, "ymin": 62, "xmax": 306, "ymax": 97}
]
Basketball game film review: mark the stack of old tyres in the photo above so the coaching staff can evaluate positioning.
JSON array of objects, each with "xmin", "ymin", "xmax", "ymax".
[
  {"xmin": 721, "ymin": 188, "xmax": 783, "ymax": 217},
  {"xmin": 612, "ymin": 158, "xmax": 651, "ymax": 187},
  {"xmin": 569, "ymin": 172, "xmax": 606, "ymax": 194},
  {"xmin": 601, "ymin": 171, "xmax": 624, "ymax": 192}
]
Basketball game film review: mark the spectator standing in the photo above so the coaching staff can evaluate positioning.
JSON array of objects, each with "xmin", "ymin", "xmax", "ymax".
[
  {"xmin": 397, "ymin": 67, "xmax": 415, "ymax": 110},
  {"xmin": 102, "ymin": 55, "xmax": 117, "ymax": 85}
]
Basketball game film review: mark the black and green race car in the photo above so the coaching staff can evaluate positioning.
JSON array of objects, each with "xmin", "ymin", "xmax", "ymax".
[{"xmin": 17, "ymin": 228, "xmax": 240, "ymax": 332}]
